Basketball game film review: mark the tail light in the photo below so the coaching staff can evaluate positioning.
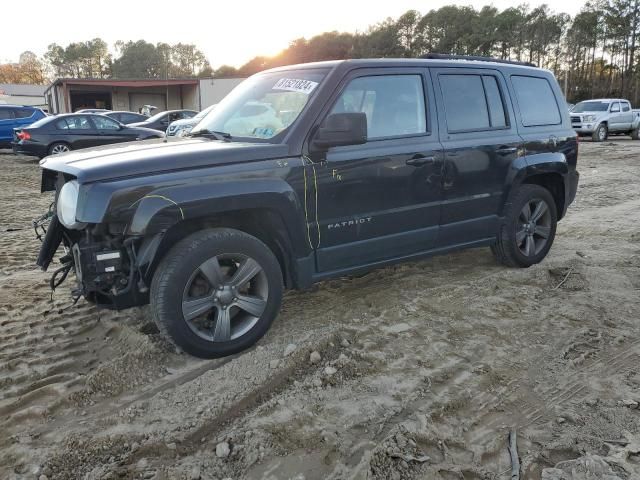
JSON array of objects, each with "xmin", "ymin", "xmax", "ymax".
[{"xmin": 17, "ymin": 131, "xmax": 31, "ymax": 141}]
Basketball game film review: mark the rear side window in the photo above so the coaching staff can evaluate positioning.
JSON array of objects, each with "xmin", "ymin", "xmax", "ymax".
[
  {"xmin": 439, "ymin": 74, "xmax": 507, "ymax": 132},
  {"xmin": 330, "ymin": 74, "xmax": 427, "ymax": 139},
  {"xmin": 0, "ymin": 108, "xmax": 15, "ymax": 120},
  {"xmin": 56, "ymin": 116, "xmax": 92, "ymax": 130},
  {"xmin": 15, "ymin": 108, "xmax": 34, "ymax": 119},
  {"xmin": 623, "ymin": 102, "xmax": 631, "ymax": 112},
  {"xmin": 511, "ymin": 75, "xmax": 561, "ymax": 127}
]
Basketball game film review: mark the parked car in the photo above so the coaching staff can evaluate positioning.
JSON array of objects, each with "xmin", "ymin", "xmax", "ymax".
[
  {"xmin": 36, "ymin": 55, "xmax": 579, "ymax": 359},
  {"xmin": 570, "ymin": 98, "xmax": 639, "ymax": 141},
  {"xmin": 103, "ymin": 111, "xmax": 149, "ymax": 125},
  {"xmin": 12, "ymin": 113, "xmax": 163, "ymax": 158},
  {"xmin": 76, "ymin": 109, "xmax": 111, "ymax": 114},
  {"xmin": 166, "ymin": 104, "xmax": 217, "ymax": 137},
  {"xmin": 0, "ymin": 105, "xmax": 46, "ymax": 148},
  {"xmin": 129, "ymin": 109, "xmax": 198, "ymax": 132}
]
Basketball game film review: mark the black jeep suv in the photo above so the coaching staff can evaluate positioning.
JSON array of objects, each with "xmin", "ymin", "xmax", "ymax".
[{"xmin": 36, "ymin": 55, "xmax": 579, "ymax": 358}]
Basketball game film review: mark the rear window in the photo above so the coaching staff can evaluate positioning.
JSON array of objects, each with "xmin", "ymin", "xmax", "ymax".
[{"xmin": 511, "ymin": 75, "xmax": 561, "ymax": 127}]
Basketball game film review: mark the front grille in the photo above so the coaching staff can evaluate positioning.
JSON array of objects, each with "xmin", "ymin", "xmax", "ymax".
[{"xmin": 571, "ymin": 116, "xmax": 581, "ymax": 123}]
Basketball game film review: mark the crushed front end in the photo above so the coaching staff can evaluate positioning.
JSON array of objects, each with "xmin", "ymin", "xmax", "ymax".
[{"xmin": 36, "ymin": 170, "xmax": 148, "ymax": 310}]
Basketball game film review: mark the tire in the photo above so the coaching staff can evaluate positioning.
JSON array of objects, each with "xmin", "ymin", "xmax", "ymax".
[
  {"xmin": 48, "ymin": 142, "xmax": 71, "ymax": 155},
  {"xmin": 150, "ymin": 228, "xmax": 283, "ymax": 358},
  {"xmin": 631, "ymin": 128, "xmax": 639, "ymax": 140},
  {"xmin": 591, "ymin": 123, "xmax": 608, "ymax": 142},
  {"xmin": 492, "ymin": 184, "xmax": 557, "ymax": 268}
]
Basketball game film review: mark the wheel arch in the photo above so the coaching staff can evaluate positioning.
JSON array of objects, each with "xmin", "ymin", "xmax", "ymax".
[
  {"xmin": 139, "ymin": 208, "xmax": 299, "ymax": 290},
  {"xmin": 502, "ymin": 155, "xmax": 568, "ymax": 220}
]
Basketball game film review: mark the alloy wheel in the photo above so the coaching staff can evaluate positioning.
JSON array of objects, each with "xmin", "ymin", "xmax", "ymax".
[
  {"xmin": 516, "ymin": 198, "xmax": 552, "ymax": 257},
  {"xmin": 181, "ymin": 254, "xmax": 268, "ymax": 342},
  {"xmin": 51, "ymin": 144, "xmax": 70, "ymax": 154},
  {"xmin": 598, "ymin": 127, "xmax": 606, "ymax": 141}
]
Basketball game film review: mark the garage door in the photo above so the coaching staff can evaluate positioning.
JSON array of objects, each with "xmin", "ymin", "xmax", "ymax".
[{"xmin": 129, "ymin": 93, "xmax": 166, "ymax": 114}]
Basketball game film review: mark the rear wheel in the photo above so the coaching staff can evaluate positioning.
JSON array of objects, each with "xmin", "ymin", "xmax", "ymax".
[
  {"xmin": 631, "ymin": 128, "xmax": 639, "ymax": 140},
  {"xmin": 150, "ymin": 228, "xmax": 283, "ymax": 358},
  {"xmin": 592, "ymin": 124, "xmax": 607, "ymax": 142},
  {"xmin": 48, "ymin": 142, "xmax": 71, "ymax": 155},
  {"xmin": 492, "ymin": 184, "xmax": 557, "ymax": 268}
]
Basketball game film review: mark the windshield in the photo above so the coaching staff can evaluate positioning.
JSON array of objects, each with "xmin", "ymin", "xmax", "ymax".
[
  {"xmin": 145, "ymin": 111, "xmax": 169, "ymax": 122},
  {"xmin": 194, "ymin": 104, "xmax": 216, "ymax": 120},
  {"xmin": 573, "ymin": 101, "xmax": 610, "ymax": 113},
  {"xmin": 192, "ymin": 69, "xmax": 327, "ymax": 140}
]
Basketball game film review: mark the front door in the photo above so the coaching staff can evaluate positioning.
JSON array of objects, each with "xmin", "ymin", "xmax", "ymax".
[
  {"xmin": 432, "ymin": 68, "xmax": 524, "ymax": 246},
  {"xmin": 90, "ymin": 115, "xmax": 131, "ymax": 145},
  {"xmin": 306, "ymin": 69, "xmax": 444, "ymax": 273},
  {"xmin": 609, "ymin": 101, "xmax": 623, "ymax": 131}
]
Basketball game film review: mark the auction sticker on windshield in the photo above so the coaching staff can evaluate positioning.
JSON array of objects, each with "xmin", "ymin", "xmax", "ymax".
[{"xmin": 273, "ymin": 78, "xmax": 318, "ymax": 94}]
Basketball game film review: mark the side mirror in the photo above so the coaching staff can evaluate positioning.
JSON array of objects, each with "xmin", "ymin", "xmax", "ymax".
[{"xmin": 312, "ymin": 112, "xmax": 367, "ymax": 150}]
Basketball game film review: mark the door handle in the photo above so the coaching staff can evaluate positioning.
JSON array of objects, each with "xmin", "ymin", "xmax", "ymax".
[
  {"xmin": 406, "ymin": 155, "xmax": 435, "ymax": 167},
  {"xmin": 495, "ymin": 146, "xmax": 518, "ymax": 155}
]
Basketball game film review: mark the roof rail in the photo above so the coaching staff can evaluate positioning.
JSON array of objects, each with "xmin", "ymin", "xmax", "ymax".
[{"xmin": 420, "ymin": 53, "xmax": 537, "ymax": 68}]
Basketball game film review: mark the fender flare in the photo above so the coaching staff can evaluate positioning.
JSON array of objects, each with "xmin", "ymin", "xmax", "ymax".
[
  {"xmin": 126, "ymin": 177, "xmax": 309, "ymax": 257},
  {"xmin": 500, "ymin": 152, "xmax": 569, "ymax": 217}
]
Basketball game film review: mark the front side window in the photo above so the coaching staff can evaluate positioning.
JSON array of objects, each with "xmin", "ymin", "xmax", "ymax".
[
  {"xmin": 610, "ymin": 102, "xmax": 620, "ymax": 112},
  {"xmin": 56, "ymin": 116, "xmax": 92, "ymax": 130},
  {"xmin": 511, "ymin": 75, "xmax": 561, "ymax": 127},
  {"xmin": 440, "ymin": 74, "xmax": 507, "ymax": 132},
  {"xmin": 192, "ymin": 69, "xmax": 327, "ymax": 140},
  {"xmin": 330, "ymin": 75, "xmax": 427, "ymax": 139},
  {"xmin": 93, "ymin": 116, "xmax": 121, "ymax": 130}
]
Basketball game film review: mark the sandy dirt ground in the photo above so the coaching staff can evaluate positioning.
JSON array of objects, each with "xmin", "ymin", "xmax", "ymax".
[{"xmin": 0, "ymin": 139, "xmax": 639, "ymax": 480}]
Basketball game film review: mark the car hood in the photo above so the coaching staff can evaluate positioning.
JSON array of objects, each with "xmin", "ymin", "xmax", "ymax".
[
  {"xmin": 127, "ymin": 121, "xmax": 153, "ymax": 128},
  {"xmin": 40, "ymin": 137, "xmax": 290, "ymax": 184}
]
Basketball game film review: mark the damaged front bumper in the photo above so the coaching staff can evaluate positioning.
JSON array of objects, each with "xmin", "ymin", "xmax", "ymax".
[{"xmin": 34, "ymin": 212, "xmax": 149, "ymax": 310}]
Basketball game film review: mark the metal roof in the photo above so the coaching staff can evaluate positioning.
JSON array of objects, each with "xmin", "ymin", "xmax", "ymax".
[{"xmin": 0, "ymin": 83, "xmax": 47, "ymax": 97}]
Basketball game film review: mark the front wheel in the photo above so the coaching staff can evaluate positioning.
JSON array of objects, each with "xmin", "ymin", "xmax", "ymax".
[
  {"xmin": 150, "ymin": 228, "xmax": 283, "ymax": 358},
  {"xmin": 592, "ymin": 124, "xmax": 608, "ymax": 142},
  {"xmin": 492, "ymin": 184, "xmax": 557, "ymax": 268}
]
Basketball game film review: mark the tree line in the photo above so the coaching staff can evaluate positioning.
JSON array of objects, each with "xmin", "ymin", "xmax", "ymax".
[{"xmin": 1, "ymin": 1, "xmax": 638, "ymax": 104}]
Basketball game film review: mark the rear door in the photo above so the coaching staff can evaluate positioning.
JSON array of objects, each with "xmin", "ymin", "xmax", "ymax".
[
  {"xmin": 14, "ymin": 108, "xmax": 39, "ymax": 128},
  {"xmin": 621, "ymin": 101, "xmax": 634, "ymax": 130},
  {"xmin": 432, "ymin": 67, "xmax": 523, "ymax": 246},
  {"xmin": 54, "ymin": 115, "xmax": 99, "ymax": 149},
  {"xmin": 309, "ymin": 68, "xmax": 444, "ymax": 273},
  {"xmin": 0, "ymin": 107, "xmax": 16, "ymax": 144}
]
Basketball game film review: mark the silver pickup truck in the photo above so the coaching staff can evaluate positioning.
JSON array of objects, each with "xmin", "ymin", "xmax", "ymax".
[{"xmin": 570, "ymin": 98, "xmax": 639, "ymax": 141}]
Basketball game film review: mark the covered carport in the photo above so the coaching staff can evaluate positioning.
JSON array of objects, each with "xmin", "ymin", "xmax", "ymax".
[{"xmin": 45, "ymin": 78, "xmax": 200, "ymax": 114}]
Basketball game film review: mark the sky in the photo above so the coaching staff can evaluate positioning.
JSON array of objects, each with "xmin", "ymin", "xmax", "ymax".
[{"xmin": 0, "ymin": 0, "xmax": 585, "ymax": 68}]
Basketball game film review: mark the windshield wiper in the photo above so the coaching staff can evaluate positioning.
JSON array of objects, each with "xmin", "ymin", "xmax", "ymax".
[{"xmin": 188, "ymin": 129, "xmax": 232, "ymax": 142}]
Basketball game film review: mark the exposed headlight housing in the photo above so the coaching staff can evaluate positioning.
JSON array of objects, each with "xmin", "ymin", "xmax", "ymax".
[
  {"xmin": 583, "ymin": 114, "xmax": 597, "ymax": 123},
  {"xmin": 57, "ymin": 180, "xmax": 85, "ymax": 229}
]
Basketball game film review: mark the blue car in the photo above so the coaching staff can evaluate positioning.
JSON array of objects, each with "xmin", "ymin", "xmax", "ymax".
[{"xmin": 0, "ymin": 105, "xmax": 46, "ymax": 148}]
